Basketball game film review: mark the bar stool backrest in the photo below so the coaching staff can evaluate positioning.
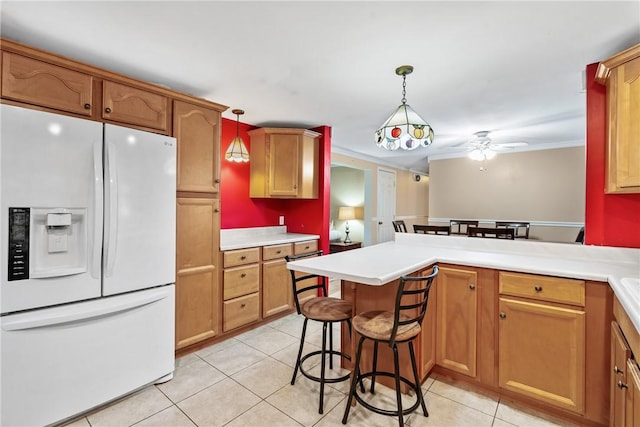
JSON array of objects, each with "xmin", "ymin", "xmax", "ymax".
[
  {"xmin": 285, "ymin": 250, "xmax": 326, "ymax": 315},
  {"xmin": 390, "ymin": 265, "xmax": 439, "ymax": 348}
]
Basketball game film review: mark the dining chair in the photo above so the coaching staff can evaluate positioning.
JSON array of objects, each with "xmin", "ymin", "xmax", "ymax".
[
  {"xmin": 342, "ymin": 265, "xmax": 439, "ymax": 427},
  {"xmin": 285, "ymin": 250, "xmax": 353, "ymax": 414},
  {"xmin": 495, "ymin": 221, "xmax": 530, "ymax": 239},
  {"xmin": 413, "ymin": 225, "xmax": 450, "ymax": 235},
  {"xmin": 392, "ymin": 220, "xmax": 407, "ymax": 233},
  {"xmin": 468, "ymin": 226, "xmax": 515, "ymax": 239},
  {"xmin": 449, "ymin": 219, "xmax": 479, "ymax": 235}
]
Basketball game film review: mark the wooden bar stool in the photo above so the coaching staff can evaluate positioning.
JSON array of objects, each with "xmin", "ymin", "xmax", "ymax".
[
  {"xmin": 286, "ymin": 251, "xmax": 353, "ymax": 414},
  {"xmin": 342, "ymin": 265, "xmax": 439, "ymax": 427}
]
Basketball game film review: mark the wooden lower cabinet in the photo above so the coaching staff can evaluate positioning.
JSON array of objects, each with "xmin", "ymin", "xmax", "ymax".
[
  {"xmin": 498, "ymin": 297, "xmax": 585, "ymax": 413},
  {"xmin": 262, "ymin": 243, "xmax": 293, "ymax": 318},
  {"xmin": 175, "ymin": 198, "xmax": 220, "ymax": 350},
  {"xmin": 436, "ymin": 266, "xmax": 478, "ymax": 377}
]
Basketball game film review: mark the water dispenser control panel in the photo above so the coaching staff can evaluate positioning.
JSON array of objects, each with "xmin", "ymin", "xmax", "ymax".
[{"xmin": 8, "ymin": 207, "xmax": 29, "ymax": 281}]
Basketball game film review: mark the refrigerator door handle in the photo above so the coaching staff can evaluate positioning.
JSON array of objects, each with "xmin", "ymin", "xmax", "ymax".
[
  {"xmin": 92, "ymin": 139, "xmax": 103, "ymax": 279},
  {"xmin": 2, "ymin": 288, "xmax": 170, "ymax": 331},
  {"xmin": 104, "ymin": 140, "xmax": 118, "ymax": 277}
]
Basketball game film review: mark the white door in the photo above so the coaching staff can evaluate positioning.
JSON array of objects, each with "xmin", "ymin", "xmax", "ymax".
[
  {"xmin": 102, "ymin": 125, "xmax": 176, "ymax": 296},
  {"xmin": 0, "ymin": 104, "xmax": 103, "ymax": 313},
  {"xmin": 377, "ymin": 168, "xmax": 396, "ymax": 243}
]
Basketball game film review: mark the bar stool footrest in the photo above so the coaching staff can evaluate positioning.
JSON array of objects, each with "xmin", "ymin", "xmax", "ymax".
[
  {"xmin": 299, "ymin": 350, "xmax": 352, "ymax": 384},
  {"xmin": 353, "ymin": 371, "xmax": 422, "ymax": 417}
]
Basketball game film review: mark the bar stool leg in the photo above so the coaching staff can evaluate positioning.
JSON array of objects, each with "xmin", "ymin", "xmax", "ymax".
[
  {"xmin": 291, "ymin": 318, "xmax": 308, "ymax": 385},
  {"xmin": 319, "ymin": 321, "xmax": 328, "ymax": 414},
  {"xmin": 370, "ymin": 341, "xmax": 379, "ymax": 393},
  {"xmin": 393, "ymin": 344, "xmax": 404, "ymax": 427},
  {"xmin": 342, "ymin": 335, "xmax": 365, "ymax": 424},
  {"xmin": 408, "ymin": 341, "xmax": 428, "ymax": 417}
]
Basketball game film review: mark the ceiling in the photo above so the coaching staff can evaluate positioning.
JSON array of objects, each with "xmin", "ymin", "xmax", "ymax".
[{"xmin": 1, "ymin": 1, "xmax": 639, "ymax": 174}]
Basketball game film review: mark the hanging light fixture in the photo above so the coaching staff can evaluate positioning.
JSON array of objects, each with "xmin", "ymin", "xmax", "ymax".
[
  {"xmin": 225, "ymin": 109, "xmax": 249, "ymax": 163},
  {"xmin": 375, "ymin": 65, "xmax": 434, "ymax": 151}
]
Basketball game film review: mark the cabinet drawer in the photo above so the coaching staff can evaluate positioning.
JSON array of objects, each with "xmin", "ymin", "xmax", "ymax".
[
  {"xmin": 223, "ymin": 293, "xmax": 259, "ymax": 332},
  {"xmin": 223, "ymin": 247, "xmax": 260, "ymax": 267},
  {"xmin": 499, "ymin": 272, "xmax": 585, "ymax": 306},
  {"xmin": 294, "ymin": 240, "xmax": 318, "ymax": 255},
  {"xmin": 102, "ymin": 80, "xmax": 168, "ymax": 131},
  {"xmin": 224, "ymin": 264, "xmax": 260, "ymax": 300},
  {"xmin": 263, "ymin": 243, "xmax": 292, "ymax": 261},
  {"xmin": 2, "ymin": 52, "xmax": 94, "ymax": 116}
]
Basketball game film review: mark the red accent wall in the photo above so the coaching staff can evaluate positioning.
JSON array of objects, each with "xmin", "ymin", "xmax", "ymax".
[
  {"xmin": 585, "ymin": 62, "xmax": 640, "ymax": 248},
  {"xmin": 220, "ymin": 119, "xmax": 331, "ymax": 254}
]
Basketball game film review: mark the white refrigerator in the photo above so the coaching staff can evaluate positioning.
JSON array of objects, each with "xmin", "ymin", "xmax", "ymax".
[{"xmin": 0, "ymin": 104, "xmax": 176, "ymax": 426}]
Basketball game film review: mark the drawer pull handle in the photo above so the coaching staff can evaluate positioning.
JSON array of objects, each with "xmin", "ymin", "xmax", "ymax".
[
  {"xmin": 84, "ymin": 103, "xmax": 91, "ymax": 109},
  {"xmin": 617, "ymin": 380, "xmax": 628, "ymax": 389},
  {"xmin": 105, "ymin": 107, "xmax": 112, "ymax": 114},
  {"xmin": 241, "ymin": 273, "xmax": 246, "ymax": 278},
  {"xmin": 469, "ymin": 284, "xmax": 475, "ymax": 290},
  {"xmin": 499, "ymin": 312, "xmax": 506, "ymax": 319},
  {"xmin": 241, "ymin": 303, "xmax": 246, "ymax": 308},
  {"xmin": 534, "ymin": 285, "xmax": 543, "ymax": 292},
  {"xmin": 614, "ymin": 365, "xmax": 624, "ymax": 375}
]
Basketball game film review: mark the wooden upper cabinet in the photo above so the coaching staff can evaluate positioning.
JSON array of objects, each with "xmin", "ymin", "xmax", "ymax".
[
  {"xmin": 1, "ymin": 52, "xmax": 93, "ymax": 116},
  {"xmin": 249, "ymin": 127, "xmax": 320, "ymax": 199},
  {"xmin": 102, "ymin": 80, "xmax": 169, "ymax": 132},
  {"xmin": 173, "ymin": 100, "xmax": 221, "ymax": 193},
  {"xmin": 596, "ymin": 43, "xmax": 640, "ymax": 194}
]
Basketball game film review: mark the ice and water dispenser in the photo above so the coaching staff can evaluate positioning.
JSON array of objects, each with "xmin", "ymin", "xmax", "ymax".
[{"xmin": 8, "ymin": 207, "xmax": 87, "ymax": 281}]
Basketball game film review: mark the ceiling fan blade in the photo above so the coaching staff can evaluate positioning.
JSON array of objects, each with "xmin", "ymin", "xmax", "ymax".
[{"xmin": 494, "ymin": 141, "xmax": 529, "ymax": 148}]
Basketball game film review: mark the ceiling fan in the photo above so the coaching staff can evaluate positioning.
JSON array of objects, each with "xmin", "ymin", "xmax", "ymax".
[{"xmin": 443, "ymin": 131, "xmax": 529, "ymax": 160}]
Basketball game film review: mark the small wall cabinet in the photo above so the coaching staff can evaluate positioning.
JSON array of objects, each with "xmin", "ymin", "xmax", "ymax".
[
  {"xmin": 596, "ymin": 43, "xmax": 640, "ymax": 194},
  {"xmin": 1, "ymin": 51, "xmax": 94, "ymax": 116},
  {"xmin": 248, "ymin": 127, "xmax": 320, "ymax": 199}
]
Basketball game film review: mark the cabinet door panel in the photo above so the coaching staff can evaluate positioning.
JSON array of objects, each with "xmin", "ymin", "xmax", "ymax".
[
  {"xmin": 103, "ymin": 80, "xmax": 168, "ymax": 131},
  {"xmin": 436, "ymin": 267, "xmax": 477, "ymax": 377},
  {"xmin": 263, "ymin": 258, "xmax": 292, "ymax": 318},
  {"xmin": 498, "ymin": 298, "xmax": 585, "ymax": 414},
  {"xmin": 173, "ymin": 100, "xmax": 220, "ymax": 193},
  {"xmin": 611, "ymin": 321, "xmax": 631, "ymax": 427},
  {"xmin": 269, "ymin": 133, "xmax": 300, "ymax": 196},
  {"xmin": 2, "ymin": 52, "xmax": 93, "ymax": 116}
]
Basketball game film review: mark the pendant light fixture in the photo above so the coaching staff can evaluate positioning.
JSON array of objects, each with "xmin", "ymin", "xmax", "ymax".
[
  {"xmin": 375, "ymin": 65, "xmax": 434, "ymax": 151},
  {"xmin": 225, "ymin": 109, "xmax": 250, "ymax": 162}
]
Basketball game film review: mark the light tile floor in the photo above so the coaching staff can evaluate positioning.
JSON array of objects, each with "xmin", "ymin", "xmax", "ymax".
[{"xmin": 65, "ymin": 298, "xmax": 573, "ymax": 427}]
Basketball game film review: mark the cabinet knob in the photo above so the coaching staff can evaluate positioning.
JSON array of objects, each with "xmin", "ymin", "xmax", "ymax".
[
  {"xmin": 84, "ymin": 103, "xmax": 91, "ymax": 110},
  {"xmin": 499, "ymin": 312, "xmax": 506, "ymax": 319},
  {"xmin": 469, "ymin": 284, "xmax": 476, "ymax": 290},
  {"xmin": 241, "ymin": 273, "xmax": 246, "ymax": 278},
  {"xmin": 617, "ymin": 380, "xmax": 628, "ymax": 389},
  {"xmin": 105, "ymin": 107, "xmax": 112, "ymax": 114},
  {"xmin": 534, "ymin": 285, "xmax": 543, "ymax": 292},
  {"xmin": 614, "ymin": 365, "xmax": 624, "ymax": 375}
]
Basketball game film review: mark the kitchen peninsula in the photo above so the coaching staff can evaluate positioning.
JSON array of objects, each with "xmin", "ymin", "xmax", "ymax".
[{"xmin": 286, "ymin": 233, "xmax": 640, "ymax": 426}]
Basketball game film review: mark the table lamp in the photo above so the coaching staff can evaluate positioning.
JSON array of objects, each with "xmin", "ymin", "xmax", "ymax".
[{"xmin": 338, "ymin": 206, "xmax": 356, "ymax": 244}]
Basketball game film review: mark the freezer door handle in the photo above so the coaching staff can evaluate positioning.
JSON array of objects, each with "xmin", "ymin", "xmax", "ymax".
[
  {"xmin": 1, "ymin": 288, "xmax": 170, "ymax": 331},
  {"xmin": 104, "ymin": 140, "xmax": 118, "ymax": 277},
  {"xmin": 92, "ymin": 139, "xmax": 104, "ymax": 279}
]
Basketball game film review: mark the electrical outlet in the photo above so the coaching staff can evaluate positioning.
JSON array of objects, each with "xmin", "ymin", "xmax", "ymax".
[{"xmin": 279, "ymin": 216, "xmax": 285, "ymax": 225}]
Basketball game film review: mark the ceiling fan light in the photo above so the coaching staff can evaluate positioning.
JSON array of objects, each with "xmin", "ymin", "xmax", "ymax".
[{"xmin": 468, "ymin": 148, "xmax": 485, "ymax": 161}]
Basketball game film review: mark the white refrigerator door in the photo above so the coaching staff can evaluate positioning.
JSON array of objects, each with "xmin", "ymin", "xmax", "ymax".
[
  {"xmin": 0, "ymin": 104, "xmax": 103, "ymax": 313},
  {"xmin": 1, "ymin": 284, "xmax": 175, "ymax": 427},
  {"xmin": 103, "ymin": 125, "xmax": 176, "ymax": 295}
]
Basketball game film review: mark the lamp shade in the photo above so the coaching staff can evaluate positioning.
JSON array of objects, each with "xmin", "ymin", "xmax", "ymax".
[{"xmin": 338, "ymin": 206, "xmax": 356, "ymax": 221}]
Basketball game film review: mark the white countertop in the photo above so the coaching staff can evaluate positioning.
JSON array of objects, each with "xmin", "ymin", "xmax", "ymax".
[
  {"xmin": 287, "ymin": 233, "xmax": 640, "ymax": 334},
  {"xmin": 220, "ymin": 226, "xmax": 319, "ymax": 251}
]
